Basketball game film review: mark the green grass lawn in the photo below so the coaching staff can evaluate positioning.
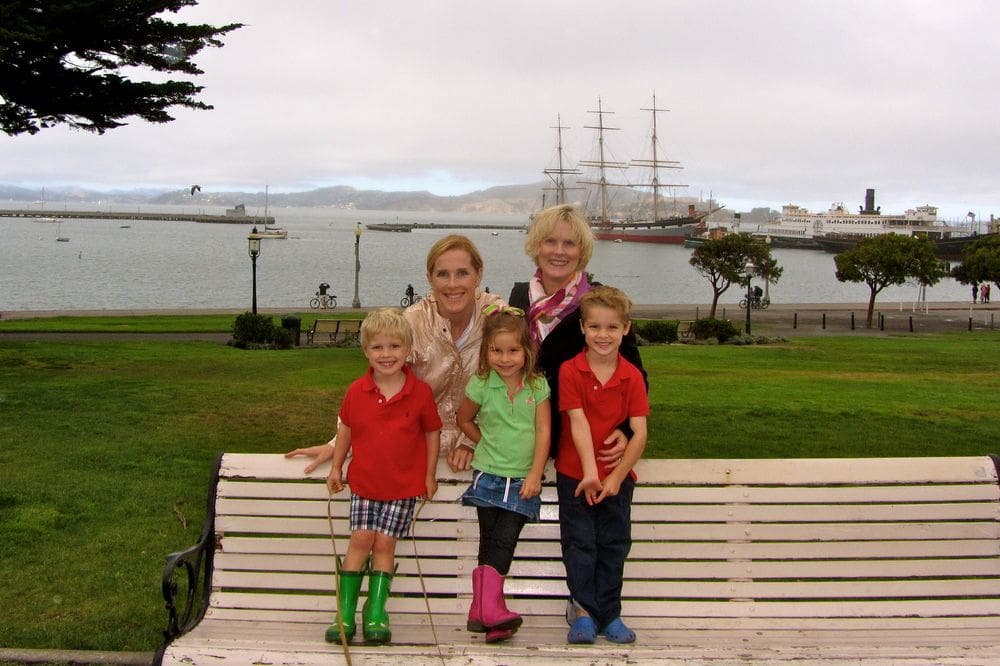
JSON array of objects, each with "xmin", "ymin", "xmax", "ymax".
[
  {"xmin": 0, "ymin": 311, "xmax": 335, "ymax": 333},
  {"xmin": 1, "ymin": 326, "xmax": 998, "ymax": 654}
]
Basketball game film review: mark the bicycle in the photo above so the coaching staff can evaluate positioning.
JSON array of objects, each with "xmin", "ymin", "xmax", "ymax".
[
  {"xmin": 400, "ymin": 293, "xmax": 422, "ymax": 307},
  {"xmin": 738, "ymin": 296, "xmax": 770, "ymax": 310},
  {"xmin": 310, "ymin": 292, "xmax": 338, "ymax": 309}
]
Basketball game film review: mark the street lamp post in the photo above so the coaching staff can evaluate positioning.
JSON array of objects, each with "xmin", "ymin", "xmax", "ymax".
[
  {"xmin": 352, "ymin": 222, "xmax": 362, "ymax": 308},
  {"xmin": 248, "ymin": 228, "xmax": 262, "ymax": 314},
  {"xmin": 744, "ymin": 259, "xmax": 755, "ymax": 335}
]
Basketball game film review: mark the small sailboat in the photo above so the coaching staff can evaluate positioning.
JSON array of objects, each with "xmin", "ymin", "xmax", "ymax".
[
  {"xmin": 257, "ymin": 185, "xmax": 288, "ymax": 239},
  {"xmin": 56, "ymin": 222, "xmax": 70, "ymax": 242},
  {"xmin": 34, "ymin": 187, "xmax": 58, "ymax": 223}
]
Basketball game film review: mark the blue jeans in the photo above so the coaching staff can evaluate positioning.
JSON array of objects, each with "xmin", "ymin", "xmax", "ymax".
[{"xmin": 556, "ymin": 472, "xmax": 634, "ymax": 630}]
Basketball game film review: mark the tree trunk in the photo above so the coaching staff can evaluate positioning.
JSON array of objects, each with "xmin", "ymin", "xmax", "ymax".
[
  {"xmin": 866, "ymin": 291, "xmax": 877, "ymax": 328},
  {"xmin": 709, "ymin": 292, "xmax": 721, "ymax": 318}
]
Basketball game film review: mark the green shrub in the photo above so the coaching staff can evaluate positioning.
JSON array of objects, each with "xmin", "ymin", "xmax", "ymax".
[
  {"xmin": 634, "ymin": 319, "xmax": 678, "ymax": 344},
  {"xmin": 231, "ymin": 312, "xmax": 292, "ymax": 349},
  {"xmin": 691, "ymin": 317, "xmax": 739, "ymax": 343}
]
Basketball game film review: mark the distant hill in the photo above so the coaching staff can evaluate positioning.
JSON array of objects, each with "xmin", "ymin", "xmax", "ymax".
[{"xmin": 0, "ymin": 180, "xmax": 729, "ymax": 218}]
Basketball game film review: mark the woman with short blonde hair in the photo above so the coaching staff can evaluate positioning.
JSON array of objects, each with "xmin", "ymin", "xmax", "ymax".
[{"xmin": 523, "ymin": 204, "xmax": 594, "ymax": 274}]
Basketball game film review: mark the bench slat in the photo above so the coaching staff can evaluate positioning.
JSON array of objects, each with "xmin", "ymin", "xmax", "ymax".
[
  {"xmin": 220, "ymin": 479, "xmax": 1000, "ymax": 504},
  {"xmin": 213, "ymin": 568, "xmax": 1000, "ymax": 601},
  {"xmin": 208, "ymin": 590, "xmax": 1000, "ymax": 619},
  {"xmin": 218, "ymin": 453, "xmax": 999, "ymax": 485},
  {"xmin": 220, "ymin": 535, "xmax": 1000, "ymax": 560},
  {"xmin": 203, "ymin": 605, "xmax": 1000, "ymax": 632},
  {"xmin": 216, "ymin": 497, "xmax": 1000, "ymax": 523},
  {"xmin": 215, "ymin": 552, "xmax": 1000, "ymax": 580},
  {"xmin": 217, "ymin": 514, "xmax": 1000, "ymax": 542}
]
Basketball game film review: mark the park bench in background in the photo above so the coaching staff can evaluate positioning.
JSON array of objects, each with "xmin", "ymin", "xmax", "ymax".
[
  {"xmin": 676, "ymin": 320, "xmax": 695, "ymax": 339},
  {"xmin": 306, "ymin": 319, "xmax": 362, "ymax": 345},
  {"xmin": 155, "ymin": 453, "xmax": 1000, "ymax": 664}
]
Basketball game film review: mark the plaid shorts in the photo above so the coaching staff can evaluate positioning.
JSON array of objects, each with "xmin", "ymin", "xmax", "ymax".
[{"xmin": 350, "ymin": 494, "xmax": 419, "ymax": 538}]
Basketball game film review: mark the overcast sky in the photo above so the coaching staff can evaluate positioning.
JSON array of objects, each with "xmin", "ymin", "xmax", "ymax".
[{"xmin": 3, "ymin": 0, "xmax": 999, "ymax": 221}]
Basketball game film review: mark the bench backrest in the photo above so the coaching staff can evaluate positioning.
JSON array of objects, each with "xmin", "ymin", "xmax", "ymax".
[
  {"xmin": 311, "ymin": 320, "xmax": 339, "ymax": 332},
  {"xmin": 208, "ymin": 454, "xmax": 1000, "ymax": 631}
]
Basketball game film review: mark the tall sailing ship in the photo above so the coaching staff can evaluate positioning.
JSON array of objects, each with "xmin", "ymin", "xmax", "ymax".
[{"xmin": 550, "ymin": 95, "xmax": 718, "ymax": 244}]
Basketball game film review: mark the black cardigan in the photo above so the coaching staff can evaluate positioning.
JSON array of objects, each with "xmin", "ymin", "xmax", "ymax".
[{"xmin": 509, "ymin": 281, "xmax": 648, "ymax": 452}]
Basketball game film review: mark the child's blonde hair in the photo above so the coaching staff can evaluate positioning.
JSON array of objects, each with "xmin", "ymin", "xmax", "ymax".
[
  {"xmin": 579, "ymin": 285, "xmax": 633, "ymax": 324},
  {"xmin": 360, "ymin": 308, "xmax": 413, "ymax": 347},
  {"xmin": 476, "ymin": 305, "xmax": 541, "ymax": 381}
]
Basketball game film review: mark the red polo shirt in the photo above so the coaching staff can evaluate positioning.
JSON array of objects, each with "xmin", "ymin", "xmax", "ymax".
[
  {"xmin": 555, "ymin": 351, "xmax": 649, "ymax": 482},
  {"xmin": 340, "ymin": 365, "xmax": 442, "ymax": 500}
]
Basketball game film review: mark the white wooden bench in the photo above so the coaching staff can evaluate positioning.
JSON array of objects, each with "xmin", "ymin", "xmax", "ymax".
[{"xmin": 155, "ymin": 453, "xmax": 1000, "ymax": 664}]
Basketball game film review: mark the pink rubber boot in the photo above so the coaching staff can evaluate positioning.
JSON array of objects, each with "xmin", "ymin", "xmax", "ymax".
[
  {"xmin": 478, "ymin": 565, "xmax": 522, "ymax": 634},
  {"xmin": 467, "ymin": 565, "xmax": 484, "ymax": 632}
]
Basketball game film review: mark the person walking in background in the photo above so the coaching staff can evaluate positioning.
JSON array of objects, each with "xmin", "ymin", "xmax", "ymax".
[
  {"xmin": 287, "ymin": 234, "xmax": 504, "ymax": 474},
  {"xmin": 984, "ymin": 283, "xmax": 991, "ymax": 303},
  {"xmin": 323, "ymin": 309, "xmax": 441, "ymax": 645},
  {"xmin": 556, "ymin": 286, "xmax": 648, "ymax": 646},
  {"xmin": 972, "ymin": 283, "xmax": 979, "ymax": 304},
  {"xmin": 456, "ymin": 304, "xmax": 551, "ymax": 643}
]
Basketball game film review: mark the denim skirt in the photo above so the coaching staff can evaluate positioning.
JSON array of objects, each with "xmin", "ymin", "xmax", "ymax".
[{"xmin": 461, "ymin": 470, "xmax": 541, "ymax": 521}]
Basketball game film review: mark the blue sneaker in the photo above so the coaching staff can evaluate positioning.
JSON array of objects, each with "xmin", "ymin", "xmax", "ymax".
[
  {"xmin": 600, "ymin": 617, "xmax": 636, "ymax": 644},
  {"xmin": 567, "ymin": 616, "xmax": 597, "ymax": 644}
]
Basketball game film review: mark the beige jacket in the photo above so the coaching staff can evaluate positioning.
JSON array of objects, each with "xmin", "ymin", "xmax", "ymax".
[{"xmin": 404, "ymin": 290, "xmax": 503, "ymax": 456}]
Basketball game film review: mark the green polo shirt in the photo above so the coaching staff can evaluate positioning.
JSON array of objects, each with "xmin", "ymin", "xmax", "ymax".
[{"xmin": 465, "ymin": 371, "xmax": 550, "ymax": 478}]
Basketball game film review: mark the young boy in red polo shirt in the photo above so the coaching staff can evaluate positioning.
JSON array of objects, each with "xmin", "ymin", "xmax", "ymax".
[
  {"xmin": 556, "ymin": 286, "xmax": 649, "ymax": 645},
  {"xmin": 325, "ymin": 308, "xmax": 441, "ymax": 644}
]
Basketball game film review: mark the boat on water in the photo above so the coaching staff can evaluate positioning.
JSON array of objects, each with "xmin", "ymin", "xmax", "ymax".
[
  {"xmin": 575, "ymin": 95, "xmax": 717, "ymax": 244},
  {"xmin": 729, "ymin": 188, "xmax": 987, "ymax": 257},
  {"xmin": 813, "ymin": 232, "xmax": 992, "ymax": 260},
  {"xmin": 255, "ymin": 186, "xmax": 287, "ymax": 239},
  {"xmin": 757, "ymin": 189, "xmax": 977, "ymax": 259},
  {"xmin": 257, "ymin": 224, "xmax": 288, "ymax": 239},
  {"xmin": 683, "ymin": 225, "xmax": 729, "ymax": 248},
  {"xmin": 366, "ymin": 222, "xmax": 412, "ymax": 232},
  {"xmin": 55, "ymin": 222, "xmax": 69, "ymax": 242}
]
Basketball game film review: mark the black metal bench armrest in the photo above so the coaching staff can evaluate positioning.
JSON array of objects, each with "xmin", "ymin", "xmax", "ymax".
[{"xmin": 155, "ymin": 453, "xmax": 222, "ymax": 659}]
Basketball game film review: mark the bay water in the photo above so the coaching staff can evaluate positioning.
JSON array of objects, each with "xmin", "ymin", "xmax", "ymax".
[{"xmin": 0, "ymin": 203, "xmax": 973, "ymax": 312}]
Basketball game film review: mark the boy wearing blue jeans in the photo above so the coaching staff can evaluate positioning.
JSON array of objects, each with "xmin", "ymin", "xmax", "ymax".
[{"xmin": 555, "ymin": 286, "xmax": 649, "ymax": 644}]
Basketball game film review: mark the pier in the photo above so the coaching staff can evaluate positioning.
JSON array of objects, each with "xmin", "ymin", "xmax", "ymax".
[
  {"xmin": 366, "ymin": 221, "xmax": 527, "ymax": 232},
  {"xmin": 0, "ymin": 208, "xmax": 274, "ymax": 225}
]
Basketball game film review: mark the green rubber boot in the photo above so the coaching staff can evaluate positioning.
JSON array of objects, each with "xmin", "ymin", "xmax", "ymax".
[
  {"xmin": 325, "ymin": 568, "xmax": 363, "ymax": 643},
  {"xmin": 362, "ymin": 569, "xmax": 393, "ymax": 644}
]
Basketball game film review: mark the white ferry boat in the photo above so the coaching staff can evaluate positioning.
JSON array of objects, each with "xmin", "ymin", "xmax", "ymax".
[{"xmin": 743, "ymin": 189, "xmax": 973, "ymax": 254}]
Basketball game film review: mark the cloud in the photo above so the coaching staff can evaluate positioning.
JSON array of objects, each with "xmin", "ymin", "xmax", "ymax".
[{"xmin": 2, "ymin": 0, "xmax": 999, "ymax": 220}]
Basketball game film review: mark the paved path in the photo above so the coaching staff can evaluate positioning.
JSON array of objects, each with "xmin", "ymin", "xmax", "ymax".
[{"xmin": 0, "ymin": 303, "xmax": 997, "ymax": 339}]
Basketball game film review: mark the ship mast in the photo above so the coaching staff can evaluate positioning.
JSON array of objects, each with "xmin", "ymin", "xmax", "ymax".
[
  {"xmin": 580, "ymin": 98, "xmax": 628, "ymax": 226},
  {"xmin": 630, "ymin": 92, "xmax": 685, "ymax": 222},
  {"xmin": 542, "ymin": 114, "xmax": 582, "ymax": 205}
]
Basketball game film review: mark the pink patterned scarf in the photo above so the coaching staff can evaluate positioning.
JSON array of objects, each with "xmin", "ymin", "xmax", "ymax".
[{"xmin": 527, "ymin": 269, "xmax": 591, "ymax": 344}]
